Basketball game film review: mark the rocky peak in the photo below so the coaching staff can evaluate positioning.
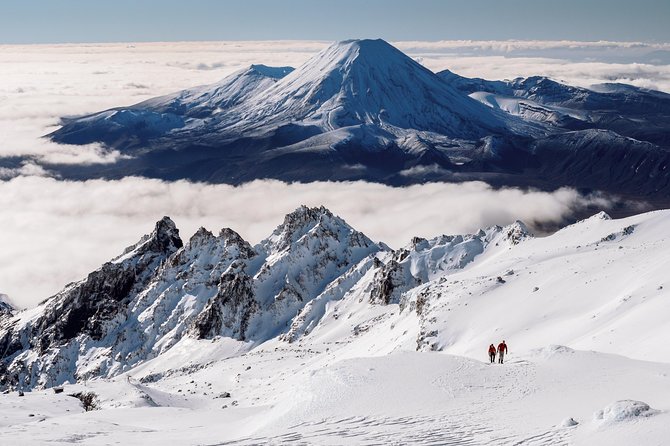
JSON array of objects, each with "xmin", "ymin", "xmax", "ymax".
[
  {"xmin": 147, "ymin": 216, "xmax": 183, "ymax": 253},
  {"xmin": 263, "ymin": 205, "xmax": 338, "ymax": 252},
  {"xmin": 188, "ymin": 227, "xmax": 215, "ymax": 246},
  {"xmin": 115, "ymin": 216, "xmax": 183, "ymax": 263},
  {"xmin": 219, "ymin": 228, "xmax": 256, "ymax": 259},
  {"xmin": 502, "ymin": 220, "xmax": 532, "ymax": 245},
  {"xmin": 0, "ymin": 294, "xmax": 14, "ymax": 318},
  {"xmin": 184, "ymin": 226, "xmax": 253, "ymax": 257}
]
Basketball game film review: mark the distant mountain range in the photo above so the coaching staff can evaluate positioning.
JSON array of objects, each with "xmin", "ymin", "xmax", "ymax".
[{"xmin": 47, "ymin": 39, "xmax": 670, "ymax": 198}]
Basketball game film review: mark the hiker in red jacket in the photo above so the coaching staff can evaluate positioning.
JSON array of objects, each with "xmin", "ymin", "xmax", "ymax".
[
  {"xmin": 497, "ymin": 340, "xmax": 508, "ymax": 364},
  {"xmin": 488, "ymin": 344, "xmax": 496, "ymax": 363}
]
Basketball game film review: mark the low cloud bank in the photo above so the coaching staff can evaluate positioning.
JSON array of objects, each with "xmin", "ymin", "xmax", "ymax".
[{"xmin": 0, "ymin": 176, "xmax": 616, "ymax": 309}]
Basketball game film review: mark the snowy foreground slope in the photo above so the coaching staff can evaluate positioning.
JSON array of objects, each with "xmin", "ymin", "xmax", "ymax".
[{"xmin": 2, "ymin": 207, "xmax": 670, "ymax": 445}]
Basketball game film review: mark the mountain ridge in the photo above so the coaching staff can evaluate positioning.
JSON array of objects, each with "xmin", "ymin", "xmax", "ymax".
[
  {"xmin": 0, "ymin": 205, "xmax": 528, "ymax": 389},
  {"xmin": 4, "ymin": 205, "xmax": 670, "ymax": 392}
]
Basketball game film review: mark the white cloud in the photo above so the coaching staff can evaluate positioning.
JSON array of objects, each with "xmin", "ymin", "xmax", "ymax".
[
  {"xmin": 0, "ymin": 161, "xmax": 52, "ymax": 180},
  {"xmin": 0, "ymin": 176, "xmax": 621, "ymax": 309},
  {"xmin": 395, "ymin": 39, "xmax": 670, "ymax": 54}
]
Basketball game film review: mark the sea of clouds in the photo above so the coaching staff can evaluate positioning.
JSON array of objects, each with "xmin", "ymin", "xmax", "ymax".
[{"xmin": 0, "ymin": 39, "xmax": 667, "ymax": 308}]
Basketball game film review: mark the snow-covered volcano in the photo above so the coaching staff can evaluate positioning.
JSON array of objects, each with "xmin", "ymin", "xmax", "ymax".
[
  {"xmin": 218, "ymin": 39, "xmax": 507, "ymax": 137},
  {"xmin": 46, "ymin": 39, "xmax": 670, "ymax": 197}
]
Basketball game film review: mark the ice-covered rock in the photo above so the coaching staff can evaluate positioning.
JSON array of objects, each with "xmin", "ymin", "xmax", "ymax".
[
  {"xmin": 0, "ymin": 206, "xmax": 383, "ymax": 389},
  {"xmin": 0, "ymin": 294, "xmax": 14, "ymax": 318},
  {"xmin": 561, "ymin": 417, "xmax": 579, "ymax": 427},
  {"xmin": 366, "ymin": 222, "xmax": 532, "ymax": 309},
  {"xmin": 594, "ymin": 400, "xmax": 659, "ymax": 423},
  {"xmin": 0, "ymin": 217, "xmax": 183, "ymax": 389}
]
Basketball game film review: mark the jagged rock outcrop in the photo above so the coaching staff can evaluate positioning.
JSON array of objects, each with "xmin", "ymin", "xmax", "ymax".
[
  {"xmin": 247, "ymin": 205, "xmax": 381, "ymax": 340},
  {"xmin": 369, "ymin": 255, "xmax": 419, "ymax": 305},
  {"xmin": 0, "ymin": 217, "xmax": 182, "ymax": 389},
  {"xmin": 0, "ymin": 206, "xmax": 384, "ymax": 389},
  {"xmin": 0, "ymin": 207, "xmax": 534, "ymax": 390},
  {"xmin": 0, "ymin": 295, "xmax": 13, "ymax": 319},
  {"xmin": 389, "ymin": 222, "xmax": 533, "ymax": 351},
  {"xmin": 190, "ymin": 268, "xmax": 256, "ymax": 340},
  {"xmin": 368, "ymin": 222, "xmax": 532, "ymax": 308}
]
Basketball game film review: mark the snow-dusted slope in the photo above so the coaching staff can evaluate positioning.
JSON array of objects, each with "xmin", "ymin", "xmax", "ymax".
[
  {"xmin": 53, "ymin": 39, "xmax": 514, "ymax": 150},
  {"xmin": 52, "ymin": 64, "xmax": 294, "ymax": 145},
  {"xmin": 398, "ymin": 210, "xmax": 670, "ymax": 360},
  {"xmin": 219, "ymin": 39, "xmax": 508, "ymax": 138},
  {"xmin": 136, "ymin": 64, "xmax": 294, "ymax": 119},
  {"xmin": 5, "ymin": 205, "xmax": 670, "ymax": 391},
  {"xmin": 3, "ymin": 208, "xmax": 670, "ymax": 445},
  {"xmin": 440, "ymin": 69, "xmax": 670, "ymax": 148}
]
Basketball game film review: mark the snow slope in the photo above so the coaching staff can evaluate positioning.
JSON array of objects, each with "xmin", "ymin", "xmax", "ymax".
[
  {"xmin": 1, "ymin": 347, "xmax": 668, "ymax": 445},
  {"xmin": 441, "ymin": 70, "xmax": 670, "ymax": 149},
  {"xmin": 220, "ymin": 39, "xmax": 509, "ymax": 138},
  {"xmin": 2, "ymin": 207, "xmax": 670, "ymax": 444}
]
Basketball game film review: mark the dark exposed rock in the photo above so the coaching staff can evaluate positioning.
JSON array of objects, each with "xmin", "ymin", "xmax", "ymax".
[
  {"xmin": 265, "ymin": 205, "xmax": 335, "ymax": 252},
  {"xmin": 0, "ymin": 217, "xmax": 183, "ymax": 390},
  {"xmin": 191, "ymin": 270, "xmax": 257, "ymax": 341},
  {"xmin": 370, "ymin": 258, "xmax": 420, "ymax": 305},
  {"xmin": 69, "ymin": 391, "xmax": 98, "ymax": 411},
  {"xmin": 0, "ymin": 295, "xmax": 14, "ymax": 319}
]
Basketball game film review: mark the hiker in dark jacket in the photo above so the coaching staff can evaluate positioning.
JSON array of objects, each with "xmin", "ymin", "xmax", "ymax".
[{"xmin": 488, "ymin": 344, "xmax": 496, "ymax": 363}]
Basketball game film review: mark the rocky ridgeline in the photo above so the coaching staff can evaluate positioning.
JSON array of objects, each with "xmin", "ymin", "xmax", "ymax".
[{"xmin": 0, "ymin": 206, "xmax": 531, "ymax": 390}]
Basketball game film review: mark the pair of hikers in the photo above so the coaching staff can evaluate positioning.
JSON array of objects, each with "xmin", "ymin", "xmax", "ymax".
[{"xmin": 488, "ymin": 341, "xmax": 508, "ymax": 364}]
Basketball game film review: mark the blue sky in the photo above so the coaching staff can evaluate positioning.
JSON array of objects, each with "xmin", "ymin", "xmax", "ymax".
[{"xmin": 1, "ymin": 0, "xmax": 669, "ymax": 44}]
